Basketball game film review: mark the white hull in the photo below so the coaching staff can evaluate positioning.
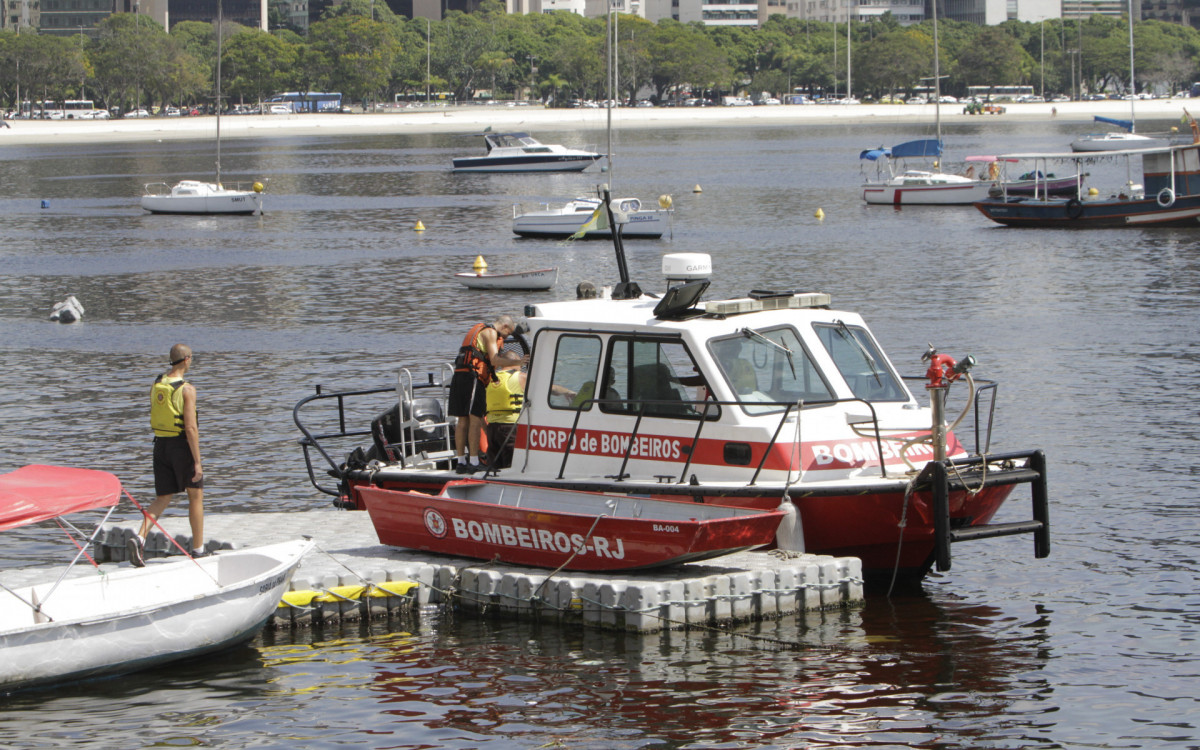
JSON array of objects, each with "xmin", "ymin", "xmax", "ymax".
[
  {"xmin": 1071, "ymin": 133, "xmax": 1167, "ymax": 152},
  {"xmin": 512, "ymin": 199, "xmax": 670, "ymax": 238},
  {"xmin": 452, "ymin": 132, "xmax": 601, "ymax": 173},
  {"xmin": 452, "ymin": 157, "xmax": 599, "ymax": 173},
  {"xmin": 863, "ymin": 176, "xmax": 994, "ymax": 205},
  {"xmin": 455, "ymin": 268, "xmax": 558, "ymax": 290},
  {"xmin": 0, "ymin": 539, "xmax": 311, "ymax": 692},
  {"xmin": 141, "ymin": 181, "xmax": 263, "ymax": 215}
]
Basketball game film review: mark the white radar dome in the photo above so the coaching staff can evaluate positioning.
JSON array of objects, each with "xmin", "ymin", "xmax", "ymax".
[{"xmin": 661, "ymin": 253, "xmax": 712, "ymax": 281}]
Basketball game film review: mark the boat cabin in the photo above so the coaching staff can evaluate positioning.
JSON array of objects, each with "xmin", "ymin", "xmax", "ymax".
[{"xmin": 514, "ymin": 268, "xmax": 931, "ymax": 490}]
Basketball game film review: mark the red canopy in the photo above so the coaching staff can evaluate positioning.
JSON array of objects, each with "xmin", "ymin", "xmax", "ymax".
[{"xmin": 0, "ymin": 465, "xmax": 123, "ymax": 532}]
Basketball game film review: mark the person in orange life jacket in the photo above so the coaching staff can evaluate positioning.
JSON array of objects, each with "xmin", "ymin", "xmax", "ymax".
[
  {"xmin": 449, "ymin": 314, "xmax": 524, "ymax": 474},
  {"xmin": 127, "ymin": 344, "xmax": 205, "ymax": 567},
  {"xmin": 485, "ymin": 352, "xmax": 576, "ymax": 470}
]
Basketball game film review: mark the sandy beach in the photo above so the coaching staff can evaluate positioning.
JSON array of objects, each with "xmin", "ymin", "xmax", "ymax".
[{"xmin": 1, "ymin": 98, "xmax": 1195, "ymax": 145}]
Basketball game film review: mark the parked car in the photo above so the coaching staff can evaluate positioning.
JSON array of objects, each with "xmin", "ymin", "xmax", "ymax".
[
  {"xmin": 268, "ymin": 104, "xmax": 292, "ymax": 115},
  {"xmin": 123, "ymin": 109, "xmax": 150, "ymax": 118},
  {"xmin": 165, "ymin": 106, "xmax": 181, "ymax": 117}
]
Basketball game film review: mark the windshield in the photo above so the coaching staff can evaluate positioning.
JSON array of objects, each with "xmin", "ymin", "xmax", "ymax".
[
  {"xmin": 709, "ymin": 327, "xmax": 833, "ymax": 414},
  {"xmin": 814, "ymin": 322, "xmax": 908, "ymax": 402}
]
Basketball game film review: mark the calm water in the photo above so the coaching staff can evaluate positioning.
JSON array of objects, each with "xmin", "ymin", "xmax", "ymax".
[{"xmin": 1, "ymin": 115, "xmax": 1198, "ymax": 748}]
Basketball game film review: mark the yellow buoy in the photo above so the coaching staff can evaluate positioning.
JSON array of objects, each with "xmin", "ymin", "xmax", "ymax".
[
  {"xmin": 814, "ymin": 207, "xmax": 825, "ymax": 219},
  {"xmin": 473, "ymin": 255, "xmax": 488, "ymax": 272},
  {"xmin": 1088, "ymin": 187, "xmax": 1099, "ymax": 196},
  {"xmin": 658, "ymin": 194, "xmax": 673, "ymax": 209},
  {"xmin": 252, "ymin": 181, "xmax": 264, "ymax": 193},
  {"xmin": 414, "ymin": 220, "xmax": 426, "ymax": 231},
  {"xmin": 693, "ymin": 184, "xmax": 702, "ymax": 193}
]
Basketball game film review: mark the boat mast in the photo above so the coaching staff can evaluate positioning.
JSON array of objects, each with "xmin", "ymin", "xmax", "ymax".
[
  {"xmin": 1127, "ymin": 0, "xmax": 1136, "ymax": 133},
  {"xmin": 605, "ymin": 3, "xmax": 615, "ymax": 183},
  {"xmin": 215, "ymin": 0, "xmax": 223, "ymax": 185},
  {"xmin": 933, "ymin": 0, "xmax": 941, "ymax": 144}
]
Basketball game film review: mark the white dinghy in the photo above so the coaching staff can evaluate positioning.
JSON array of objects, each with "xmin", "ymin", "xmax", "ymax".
[{"xmin": 0, "ymin": 464, "xmax": 311, "ymax": 693}]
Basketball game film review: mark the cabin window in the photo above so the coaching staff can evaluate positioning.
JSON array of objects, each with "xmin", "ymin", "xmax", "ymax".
[
  {"xmin": 813, "ymin": 322, "xmax": 907, "ymax": 402},
  {"xmin": 548, "ymin": 334, "xmax": 603, "ymax": 410},
  {"xmin": 601, "ymin": 337, "xmax": 716, "ymax": 420},
  {"xmin": 709, "ymin": 328, "xmax": 833, "ymax": 414}
]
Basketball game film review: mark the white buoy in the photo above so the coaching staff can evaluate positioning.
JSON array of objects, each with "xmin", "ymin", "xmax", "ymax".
[
  {"xmin": 693, "ymin": 184, "xmax": 703, "ymax": 193},
  {"xmin": 50, "ymin": 295, "xmax": 84, "ymax": 324}
]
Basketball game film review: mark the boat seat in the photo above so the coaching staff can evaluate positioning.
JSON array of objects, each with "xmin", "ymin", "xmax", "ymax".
[{"xmin": 630, "ymin": 363, "xmax": 692, "ymax": 417}]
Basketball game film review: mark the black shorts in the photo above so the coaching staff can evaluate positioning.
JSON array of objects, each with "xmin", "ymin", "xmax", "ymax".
[
  {"xmin": 153, "ymin": 435, "xmax": 202, "ymax": 495},
  {"xmin": 447, "ymin": 370, "xmax": 487, "ymax": 418},
  {"xmin": 485, "ymin": 422, "xmax": 517, "ymax": 469}
]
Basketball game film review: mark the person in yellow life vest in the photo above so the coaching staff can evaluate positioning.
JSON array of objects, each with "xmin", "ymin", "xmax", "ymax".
[
  {"xmin": 484, "ymin": 352, "xmax": 527, "ymax": 470},
  {"xmin": 449, "ymin": 314, "xmax": 523, "ymax": 474},
  {"xmin": 127, "ymin": 344, "xmax": 205, "ymax": 567},
  {"xmin": 484, "ymin": 352, "xmax": 576, "ymax": 470}
]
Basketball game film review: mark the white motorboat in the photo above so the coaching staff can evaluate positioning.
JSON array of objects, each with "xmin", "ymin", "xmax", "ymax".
[
  {"xmin": 451, "ymin": 132, "xmax": 602, "ymax": 173},
  {"xmin": 512, "ymin": 197, "xmax": 670, "ymax": 239},
  {"xmin": 455, "ymin": 267, "xmax": 558, "ymax": 291},
  {"xmin": 141, "ymin": 179, "xmax": 263, "ymax": 215},
  {"xmin": 140, "ymin": 0, "xmax": 264, "ymax": 216},
  {"xmin": 296, "ymin": 246, "xmax": 1051, "ymax": 583},
  {"xmin": 0, "ymin": 464, "xmax": 311, "ymax": 693}
]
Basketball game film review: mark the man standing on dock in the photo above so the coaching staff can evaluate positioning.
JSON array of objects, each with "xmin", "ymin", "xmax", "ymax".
[
  {"xmin": 449, "ymin": 315, "xmax": 520, "ymax": 474},
  {"xmin": 127, "ymin": 344, "xmax": 205, "ymax": 566}
]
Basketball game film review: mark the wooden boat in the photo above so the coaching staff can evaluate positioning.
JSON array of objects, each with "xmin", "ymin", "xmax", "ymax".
[
  {"xmin": 455, "ymin": 267, "xmax": 557, "ymax": 291},
  {"xmin": 975, "ymin": 138, "xmax": 1200, "ymax": 228},
  {"xmin": 359, "ymin": 479, "xmax": 787, "ymax": 571},
  {"xmin": 0, "ymin": 464, "xmax": 311, "ymax": 693}
]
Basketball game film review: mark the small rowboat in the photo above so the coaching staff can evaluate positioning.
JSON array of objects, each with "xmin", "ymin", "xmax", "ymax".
[
  {"xmin": 358, "ymin": 479, "xmax": 787, "ymax": 571},
  {"xmin": 455, "ymin": 267, "xmax": 558, "ymax": 291},
  {"xmin": 0, "ymin": 464, "xmax": 311, "ymax": 693}
]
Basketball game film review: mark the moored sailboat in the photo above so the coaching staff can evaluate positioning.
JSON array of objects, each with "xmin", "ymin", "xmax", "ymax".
[
  {"xmin": 511, "ymin": 9, "xmax": 672, "ymax": 239},
  {"xmin": 140, "ymin": 0, "xmax": 264, "ymax": 216}
]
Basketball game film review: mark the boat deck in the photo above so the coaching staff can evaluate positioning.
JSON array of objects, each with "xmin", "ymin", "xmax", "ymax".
[{"xmin": 6, "ymin": 510, "xmax": 863, "ymax": 634}]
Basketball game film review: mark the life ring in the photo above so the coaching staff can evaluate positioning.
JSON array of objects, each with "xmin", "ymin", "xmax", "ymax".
[
  {"xmin": 1157, "ymin": 187, "xmax": 1175, "ymax": 207},
  {"xmin": 1065, "ymin": 198, "xmax": 1084, "ymax": 219}
]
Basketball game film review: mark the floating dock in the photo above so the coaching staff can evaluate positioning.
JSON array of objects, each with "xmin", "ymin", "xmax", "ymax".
[{"xmin": 37, "ymin": 510, "xmax": 862, "ymax": 634}]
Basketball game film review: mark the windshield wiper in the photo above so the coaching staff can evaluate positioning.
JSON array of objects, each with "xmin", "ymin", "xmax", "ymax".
[
  {"xmin": 836, "ymin": 320, "xmax": 883, "ymax": 385},
  {"xmin": 741, "ymin": 327, "xmax": 795, "ymax": 377}
]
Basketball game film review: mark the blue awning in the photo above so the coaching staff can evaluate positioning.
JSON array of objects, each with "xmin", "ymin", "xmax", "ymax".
[
  {"xmin": 860, "ymin": 139, "xmax": 943, "ymax": 160},
  {"xmin": 1094, "ymin": 116, "xmax": 1133, "ymax": 132}
]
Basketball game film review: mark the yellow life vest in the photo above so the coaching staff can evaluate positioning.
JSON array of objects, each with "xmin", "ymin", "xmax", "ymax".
[
  {"xmin": 150, "ymin": 374, "xmax": 186, "ymax": 437},
  {"xmin": 486, "ymin": 370, "xmax": 524, "ymax": 424}
]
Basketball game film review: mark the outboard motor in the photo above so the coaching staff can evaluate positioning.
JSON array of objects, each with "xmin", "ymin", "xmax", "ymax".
[{"xmin": 370, "ymin": 397, "xmax": 448, "ymax": 462}]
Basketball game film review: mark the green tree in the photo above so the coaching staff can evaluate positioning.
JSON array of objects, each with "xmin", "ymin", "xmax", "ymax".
[
  {"xmin": 223, "ymin": 29, "xmax": 297, "ymax": 105},
  {"xmin": 853, "ymin": 29, "xmax": 930, "ymax": 101},
  {"xmin": 309, "ymin": 15, "xmax": 397, "ymax": 106},
  {"xmin": 89, "ymin": 13, "xmax": 171, "ymax": 112}
]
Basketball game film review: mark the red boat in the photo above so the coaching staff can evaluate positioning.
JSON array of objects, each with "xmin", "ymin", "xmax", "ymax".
[
  {"xmin": 359, "ymin": 480, "xmax": 787, "ymax": 571},
  {"xmin": 296, "ymin": 201, "xmax": 1050, "ymax": 584}
]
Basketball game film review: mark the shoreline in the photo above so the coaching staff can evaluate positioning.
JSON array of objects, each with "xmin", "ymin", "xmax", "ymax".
[{"xmin": 1, "ymin": 99, "xmax": 1193, "ymax": 145}]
